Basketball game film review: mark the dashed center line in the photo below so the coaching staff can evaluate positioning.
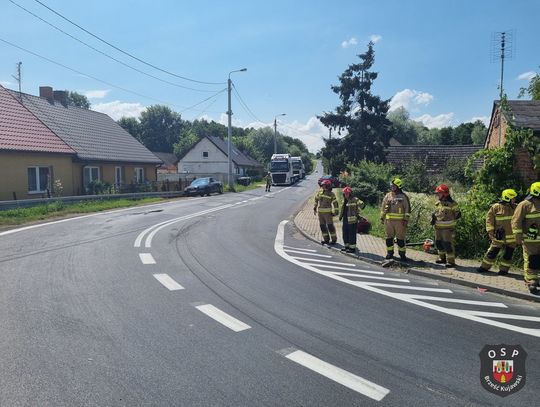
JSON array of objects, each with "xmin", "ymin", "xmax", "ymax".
[
  {"xmin": 195, "ymin": 304, "xmax": 251, "ymax": 332},
  {"xmin": 139, "ymin": 253, "xmax": 156, "ymax": 264},
  {"xmin": 153, "ymin": 274, "xmax": 184, "ymax": 291}
]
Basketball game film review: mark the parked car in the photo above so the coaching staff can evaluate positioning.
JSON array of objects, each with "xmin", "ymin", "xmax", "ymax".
[
  {"xmin": 184, "ymin": 177, "xmax": 223, "ymax": 196},
  {"xmin": 317, "ymin": 175, "xmax": 341, "ymax": 188}
]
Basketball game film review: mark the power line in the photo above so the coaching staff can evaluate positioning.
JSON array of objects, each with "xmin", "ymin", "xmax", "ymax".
[
  {"xmin": 179, "ymin": 88, "xmax": 227, "ymax": 113},
  {"xmin": 33, "ymin": 0, "xmax": 226, "ymax": 85},
  {"xmin": 231, "ymin": 82, "xmax": 266, "ymax": 124},
  {"xmin": 0, "ymin": 36, "xmax": 226, "ymax": 113},
  {"xmin": 8, "ymin": 0, "xmax": 219, "ymax": 93}
]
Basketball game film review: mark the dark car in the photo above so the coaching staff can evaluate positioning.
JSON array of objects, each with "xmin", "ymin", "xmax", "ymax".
[
  {"xmin": 317, "ymin": 175, "xmax": 341, "ymax": 188},
  {"xmin": 184, "ymin": 177, "xmax": 223, "ymax": 196}
]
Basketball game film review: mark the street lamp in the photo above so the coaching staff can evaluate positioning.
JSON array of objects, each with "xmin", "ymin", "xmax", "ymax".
[
  {"xmin": 227, "ymin": 68, "xmax": 247, "ymax": 190},
  {"xmin": 273, "ymin": 113, "xmax": 286, "ymax": 154}
]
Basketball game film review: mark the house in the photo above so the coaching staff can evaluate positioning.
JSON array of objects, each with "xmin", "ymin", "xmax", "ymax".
[
  {"xmin": 177, "ymin": 135, "xmax": 263, "ymax": 182},
  {"xmin": 386, "ymin": 145, "xmax": 483, "ymax": 175},
  {"xmin": 0, "ymin": 85, "xmax": 162, "ymax": 200},
  {"xmin": 485, "ymin": 100, "xmax": 540, "ymax": 184},
  {"xmin": 153, "ymin": 152, "xmax": 179, "ymax": 174}
]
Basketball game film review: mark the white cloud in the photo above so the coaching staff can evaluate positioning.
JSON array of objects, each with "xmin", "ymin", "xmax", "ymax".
[
  {"xmin": 369, "ymin": 34, "xmax": 382, "ymax": 44},
  {"xmin": 413, "ymin": 113, "xmax": 454, "ymax": 128},
  {"xmin": 91, "ymin": 100, "xmax": 145, "ymax": 120},
  {"xmin": 84, "ymin": 89, "xmax": 110, "ymax": 99},
  {"xmin": 341, "ymin": 37, "xmax": 358, "ymax": 48},
  {"xmin": 469, "ymin": 116, "xmax": 490, "ymax": 126},
  {"xmin": 517, "ymin": 71, "xmax": 536, "ymax": 81},
  {"xmin": 389, "ymin": 88, "xmax": 434, "ymax": 111}
]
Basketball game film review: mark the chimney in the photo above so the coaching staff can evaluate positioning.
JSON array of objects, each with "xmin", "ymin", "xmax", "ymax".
[
  {"xmin": 53, "ymin": 90, "xmax": 68, "ymax": 106},
  {"xmin": 39, "ymin": 86, "xmax": 53, "ymax": 100}
]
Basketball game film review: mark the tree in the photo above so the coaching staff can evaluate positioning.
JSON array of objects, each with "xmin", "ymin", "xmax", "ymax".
[
  {"xmin": 138, "ymin": 105, "xmax": 184, "ymax": 152},
  {"xmin": 118, "ymin": 117, "xmax": 142, "ymax": 141},
  {"xmin": 67, "ymin": 91, "xmax": 90, "ymax": 109},
  {"xmin": 518, "ymin": 67, "xmax": 540, "ymax": 100},
  {"xmin": 388, "ymin": 107, "xmax": 418, "ymax": 145},
  {"xmin": 471, "ymin": 120, "xmax": 487, "ymax": 145},
  {"xmin": 173, "ymin": 130, "xmax": 199, "ymax": 158},
  {"xmin": 248, "ymin": 127, "xmax": 287, "ymax": 164},
  {"xmin": 319, "ymin": 42, "xmax": 391, "ymax": 165}
]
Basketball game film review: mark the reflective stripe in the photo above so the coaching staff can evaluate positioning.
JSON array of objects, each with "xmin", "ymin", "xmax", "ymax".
[
  {"xmin": 513, "ymin": 229, "xmax": 523, "ymax": 234},
  {"xmin": 347, "ymin": 216, "xmax": 357, "ymax": 223},
  {"xmin": 482, "ymin": 259, "xmax": 495, "ymax": 265},
  {"xmin": 386, "ymin": 214, "xmax": 406, "ymax": 220},
  {"xmin": 486, "ymin": 227, "xmax": 495, "ymax": 231},
  {"xmin": 435, "ymin": 221, "xmax": 456, "ymax": 228},
  {"xmin": 525, "ymin": 213, "xmax": 540, "ymax": 219},
  {"xmin": 495, "ymin": 216, "xmax": 513, "ymax": 220},
  {"xmin": 524, "ymin": 239, "xmax": 540, "ymax": 243},
  {"xmin": 318, "ymin": 208, "xmax": 333, "ymax": 213}
]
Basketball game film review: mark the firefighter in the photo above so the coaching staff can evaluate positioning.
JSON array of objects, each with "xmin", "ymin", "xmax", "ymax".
[
  {"xmin": 511, "ymin": 181, "xmax": 540, "ymax": 293},
  {"xmin": 431, "ymin": 184, "xmax": 461, "ymax": 267},
  {"xmin": 314, "ymin": 179, "xmax": 338, "ymax": 245},
  {"xmin": 380, "ymin": 178, "xmax": 410, "ymax": 261},
  {"xmin": 477, "ymin": 189, "xmax": 518, "ymax": 275},
  {"xmin": 265, "ymin": 171, "xmax": 272, "ymax": 192},
  {"xmin": 339, "ymin": 186, "xmax": 365, "ymax": 253}
]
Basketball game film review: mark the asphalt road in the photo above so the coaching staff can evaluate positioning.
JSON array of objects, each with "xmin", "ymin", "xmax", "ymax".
[{"xmin": 1, "ymin": 167, "xmax": 539, "ymax": 406}]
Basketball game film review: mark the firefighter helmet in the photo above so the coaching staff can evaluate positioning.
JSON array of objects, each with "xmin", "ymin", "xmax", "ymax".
[
  {"xmin": 435, "ymin": 184, "xmax": 450, "ymax": 196},
  {"xmin": 321, "ymin": 179, "xmax": 332, "ymax": 187},
  {"xmin": 342, "ymin": 186, "xmax": 353, "ymax": 195},
  {"xmin": 531, "ymin": 182, "xmax": 540, "ymax": 197},
  {"xmin": 501, "ymin": 188, "xmax": 517, "ymax": 202},
  {"xmin": 391, "ymin": 178, "xmax": 403, "ymax": 189}
]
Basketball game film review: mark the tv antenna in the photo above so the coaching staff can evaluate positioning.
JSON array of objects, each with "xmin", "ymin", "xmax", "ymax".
[
  {"xmin": 11, "ymin": 61, "xmax": 22, "ymax": 96},
  {"xmin": 491, "ymin": 31, "xmax": 514, "ymax": 100}
]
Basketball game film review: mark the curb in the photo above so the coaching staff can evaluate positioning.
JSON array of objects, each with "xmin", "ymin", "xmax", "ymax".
[{"xmin": 292, "ymin": 201, "xmax": 540, "ymax": 304}]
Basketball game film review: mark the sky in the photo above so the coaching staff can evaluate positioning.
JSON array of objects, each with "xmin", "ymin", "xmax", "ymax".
[{"xmin": 1, "ymin": 0, "xmax": 539, "ymax": 153}]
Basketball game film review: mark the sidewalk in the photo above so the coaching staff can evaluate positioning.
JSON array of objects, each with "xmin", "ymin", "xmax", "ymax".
[{"xmin": 294, "ymin": 196, "xmax": 540, "ymax": 303}]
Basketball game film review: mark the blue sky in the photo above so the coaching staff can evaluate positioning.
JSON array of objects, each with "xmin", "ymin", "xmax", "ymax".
[{"xmin": 1, "ymin": 0, "xmax": 539, "ymax": 152}]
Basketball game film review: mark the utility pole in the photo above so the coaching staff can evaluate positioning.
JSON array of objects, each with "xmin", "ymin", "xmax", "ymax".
[
  {"xmin": 12, "ymin": 62, "xmax": 22, "ymax": 98},
  {"xmin": 273, "ymin": 113, "xmax": 286, "ymax": 154},
  {"xmin": 227, "ymin": 68, "xmax": 247, "ymax": 190},
  {"xmin": 491, "ymin": 30, "xmax": 514, "ymax": 146}
]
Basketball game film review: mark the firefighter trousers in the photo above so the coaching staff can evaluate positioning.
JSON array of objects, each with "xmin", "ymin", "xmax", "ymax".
[
  {"xmin": 523, "ymin": 243, "xmax": 540, "ymax": 283},
  {"xmin": 342, "ymin": 222, "xmax": 357, "ymax": 249},
  {"xmin": 384, "ymin": 220, "xmax": 407, "ymax": 255},
  {"xmin": 318, "ymin": 212, "xmax": 336, "ymax": 243},
  {"xmin": 480, "ymin": 242, "xmax": 515, "ymax": 272},
  {"xmin": 435, "ymin": 227, "xmax": 456, "ymax": 264}
]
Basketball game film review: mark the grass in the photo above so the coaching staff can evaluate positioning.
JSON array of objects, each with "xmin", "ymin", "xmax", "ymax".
[
  {"xmin": 224, "ymin": 182, "xmax": 264, "ymax": 193},
  {"xmin": 0, "ymin": 197, "xmax": 164, "ymax": 227}
]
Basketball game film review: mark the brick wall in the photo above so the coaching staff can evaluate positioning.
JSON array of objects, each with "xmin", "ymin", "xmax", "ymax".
[
  {"xmin": 486, "ymin": 109, "xmax": 509, "ymax": 149},
  {"xmin": 514, "ymin": 148, "xmax": 539, "ymax": 185}
]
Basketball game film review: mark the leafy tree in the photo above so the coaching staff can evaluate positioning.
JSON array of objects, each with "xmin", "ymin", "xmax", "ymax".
[
  {"xmin": 399, "ymin": 159, "xmax": 434, "ymax": 193},
  {"xmin": 452, "ymin": 122, "xmax": 474, "ymax": 144},
  {"xmin": 67, "ymin": 91, "xmax": 90, "ymax": 109},
  {"xmin": 118, "ymin": 117, "xmax": 142, "ymax": 141},
  {"xmin": 518, "ymin": 67, "xmax": 540, "ymax": 100},
  {"xmin": 442, "ymin": 157, "xmax": 472, "ymax": 187},
  {"xmin": 319, "ymin": 41, "xmax": 391, "ymax": 165},
  {"xmin": 139, "ymin": 105, "xmax": 184, "ymax": 152},
  {"xmin": 471, "ymin": 120, "xmax": 488, "ymax": 145},
  {"xmin": 173, "ymin": 130, "xmax": 199, "ymax": 158},
  {"xmin": 387, "ymin": 107, "xmax": 418, "ymax": 145},
  {"xmin": 320, "ymin": 137, "xmax": 347, "ymax": 176},
  {"xmin": 248, "ymin": 127, "xmax": 287, "ymax": 165}
]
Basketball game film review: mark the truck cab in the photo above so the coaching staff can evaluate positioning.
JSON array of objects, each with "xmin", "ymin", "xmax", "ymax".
[{"xmin": 270, "ymin": 153, "xmax": 295, "ymax": 185}]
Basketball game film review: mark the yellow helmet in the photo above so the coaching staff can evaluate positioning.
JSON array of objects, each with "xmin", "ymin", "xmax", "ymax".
[
  {"xmin": 501, "ymin": 188, "xmax": 517, "ymax": 202},
  {"xmin": 531, "ymin": 181, "xmax": 540, "ymax": 197},
  {"xmin": 391, "ymin": 177, "xmax": 403, "ymax": 189}
]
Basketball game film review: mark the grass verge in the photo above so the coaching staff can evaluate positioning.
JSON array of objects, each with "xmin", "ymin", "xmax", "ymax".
[{"xmin": 224, "ymin": 183, "xmax": 264, "ymax": 193}]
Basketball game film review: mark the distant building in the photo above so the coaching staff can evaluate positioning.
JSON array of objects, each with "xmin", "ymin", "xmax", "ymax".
[
  {"xmin": 485, "ymin": 100, "xmax": 540, "ymax": 184},
  {"xmin": 153, "ymin": 152, "xmax": 179, "ymax": 174}
]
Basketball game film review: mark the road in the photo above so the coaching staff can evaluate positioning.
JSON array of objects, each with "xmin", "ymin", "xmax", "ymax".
[{"xmin": 0, "ymin": 166, "xmax": 539, "ymax": 406}]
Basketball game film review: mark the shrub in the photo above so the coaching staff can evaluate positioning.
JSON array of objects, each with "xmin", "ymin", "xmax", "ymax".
[
  {"xmin": 400, "ymin": 159, "xmax": 436, "ymax": 193},
  {"xmin": 345, "ymin": 160, "xmax": 395, "ymax": 204}
]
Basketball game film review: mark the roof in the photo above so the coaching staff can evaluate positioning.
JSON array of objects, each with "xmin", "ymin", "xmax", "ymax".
[
  {"xmin": 502, "ymin": 100, "xmax": 540, "ymax": 131},
  {"xmin": 7, "ymin": 88, "xmax": 161, "ymax": 164},
  {"xmin": 153, "ymin": 151, "xmax": 179, "ymax": 168},
  {"xmin": 205, "ymin": 135, "xmax": 262, "ymax": 167},
  {"xmin": 386, "ymin": 145, "xmax": 483, "ymax": 173},
  {"xmin": 0, "ymin": 85, "xmax": 75, "ymax": 154}
]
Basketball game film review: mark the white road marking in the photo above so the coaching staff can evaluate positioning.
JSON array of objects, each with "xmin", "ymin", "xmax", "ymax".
[
  {"xmin": 305, "ymin": 264, "xmax": 384, "ymax": 275},
  {"xmin": 283, "ymin": 246, "xmax": 317, "ymax": 252},
  {"xmin": 332, "ymin": 272, "xmax": 410, "ymax": 282},
  {"xmin": 195, "ymin": 304, "xmax": 251, "ymax": 332},
  {"xmin": 362, "ymin": 282, "xmax": 453, "ymax": 293},
  {"xmin": 463, "ymin": 310, "xmax": 540, "ymax": 321},
  {"xmin": 153, "ymin": 274, "xmax": 184, "ymax": 291},
  {"xmin": 284, "ymin": 249, "xmax": 332, "ymax": 258},
  {"xmin": 275, "ymin": 221, "xmax": 540, "ymax": 338},
  {"xmin": 139, "ymin": 253, "xmax": 156, "ymax": 264},
  {"xmin": 405, "ymin": 295, "xmax": 508, "ymax": 308},
  {"xmin": 291, "ymin": 257, "xmax": 356, "ymax": 266},
  {"xmin": 283, "ymin": 350, "xmax": 390, "ymax": 401}
]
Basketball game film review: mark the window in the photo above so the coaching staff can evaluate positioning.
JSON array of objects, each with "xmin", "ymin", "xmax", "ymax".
[
  {"xmin": 202, "ymin": 151, "xmax": 209, "ymax": 158},
  {"xmin": 83, "ymin": 166, "xmax": 100, "ymax": 187},
  {"xmin": 115, "ymin": 166, "xmax": 123, "ymax": 185},
  {"xmin": 135, "ymin": 167, "xmax": 144, "ymax": 183},
  {"xmin": 27, "ymin": 166, "xmax": 51, "ymax": 193}
]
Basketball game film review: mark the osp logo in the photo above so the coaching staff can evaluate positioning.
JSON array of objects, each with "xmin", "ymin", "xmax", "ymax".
[{"xmin": 479, "ymin": 344, "xmax": 527, "ymax": 397}]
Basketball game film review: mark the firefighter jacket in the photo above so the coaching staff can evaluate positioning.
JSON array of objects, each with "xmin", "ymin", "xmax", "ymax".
[
  {"xmin": 432, "ymin": 197, "xmax": 460, "ymax": 229},
  {"xmin": 314, "ymin": 189, "xmax": 338, "ymax": 215},
  {"xmin": 339, "ymin": 197, "xmax": 365, "ymax": 224},
  {"xmin": 380, "ymin": 191, "xmax": 410, "ymax": 222},
  {"xmin": 486, "ymin": 201, "xmax": 516, "ymax": 243},
  {"xmin": 511, "ymin": 196, "xmax": 540, "ymax": 244}
]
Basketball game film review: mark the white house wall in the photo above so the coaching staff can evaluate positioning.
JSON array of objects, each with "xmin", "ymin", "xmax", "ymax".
[{"xmin": 178, "ymin": 137, "xmax": 247, "ymax": 175}]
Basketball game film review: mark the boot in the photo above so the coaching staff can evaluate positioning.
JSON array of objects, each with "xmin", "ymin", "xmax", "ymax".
[
  {"xmin": 329, "ymin": 241, "xmax": 337, "ymax": 245},
  {"xmin": 346, "ymin": 248, "xmax": 356, "ymax": 253},
  {"xmin": 385, "ymin": 253, "xmax": 393, "ymax": 260},
  {"xmin": 435, "ymin": 258, "xmax": 446, "ymax": 264},
  {"xmin": 528, "ymin": 283, "xmax": 538, "ymax": 294},
  {"xmin": 445, "ymin": 263, "xmax": 456, "ymax": 268},
  {"xmin": 321, "ymin": 240, "xmax": 328, "ymax": 245},
  {"xmin": 477, "ymin": 267, "xmax": 488, "ymax": 273},
  {"xmin": 399, "ymin": 253, "xmax": 408, "ymax": 262},
  {"xmin": 498, "ymin": 270, "xmax": 509, "ymax": 276},
  {"xmin": 340, "ymin": 247, "xmax": 347, "ymax": 252}
]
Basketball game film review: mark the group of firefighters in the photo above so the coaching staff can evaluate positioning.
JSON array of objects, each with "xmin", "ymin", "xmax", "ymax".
[{"xmin": 313, "ymin": 178, "xmax": 540, "ymax": 293}]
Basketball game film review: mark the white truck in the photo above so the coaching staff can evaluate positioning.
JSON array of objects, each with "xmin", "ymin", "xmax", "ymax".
[
  {"xmin": 270, "ymin": 153, "xmax": 296, "ymax": 185},
  {"xmin": 291, "ymin": 156, "xmax": 305, "ymax": 180}
]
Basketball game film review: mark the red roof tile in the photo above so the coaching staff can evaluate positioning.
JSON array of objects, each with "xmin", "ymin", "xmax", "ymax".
[{"xmin": 0, "ymin": 85, "xmax": 75, "ymax": 154}]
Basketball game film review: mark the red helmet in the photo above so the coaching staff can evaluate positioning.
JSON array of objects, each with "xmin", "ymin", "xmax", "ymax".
[
  {"xmin": 342, "ymin": 186, "xmax": 352, "ymax": 194},
  {"xmin": 435, "ymin": 184, "xmax": 450, "ymax": 196},
  {"xmin": 321, "ymin": 179, "xmax": 332, "ymax": 187}
]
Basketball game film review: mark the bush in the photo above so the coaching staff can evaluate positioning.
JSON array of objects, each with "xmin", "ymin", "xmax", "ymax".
[
  {"xmin": 345, "ymin": 160, "xmax": 395, "ymax": 204},
  {"xmin": 400, "ymin": 159, "xmax": 436, "ymax": 193},
  {"xmin": 442, "ymin": 157, "xmax": 472, "ymax": 187}
]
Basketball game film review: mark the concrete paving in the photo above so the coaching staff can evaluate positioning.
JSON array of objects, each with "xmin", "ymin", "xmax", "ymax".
[{"xmin": 294, "ymin": 195, "xmax": 540, "ymax": 302}]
